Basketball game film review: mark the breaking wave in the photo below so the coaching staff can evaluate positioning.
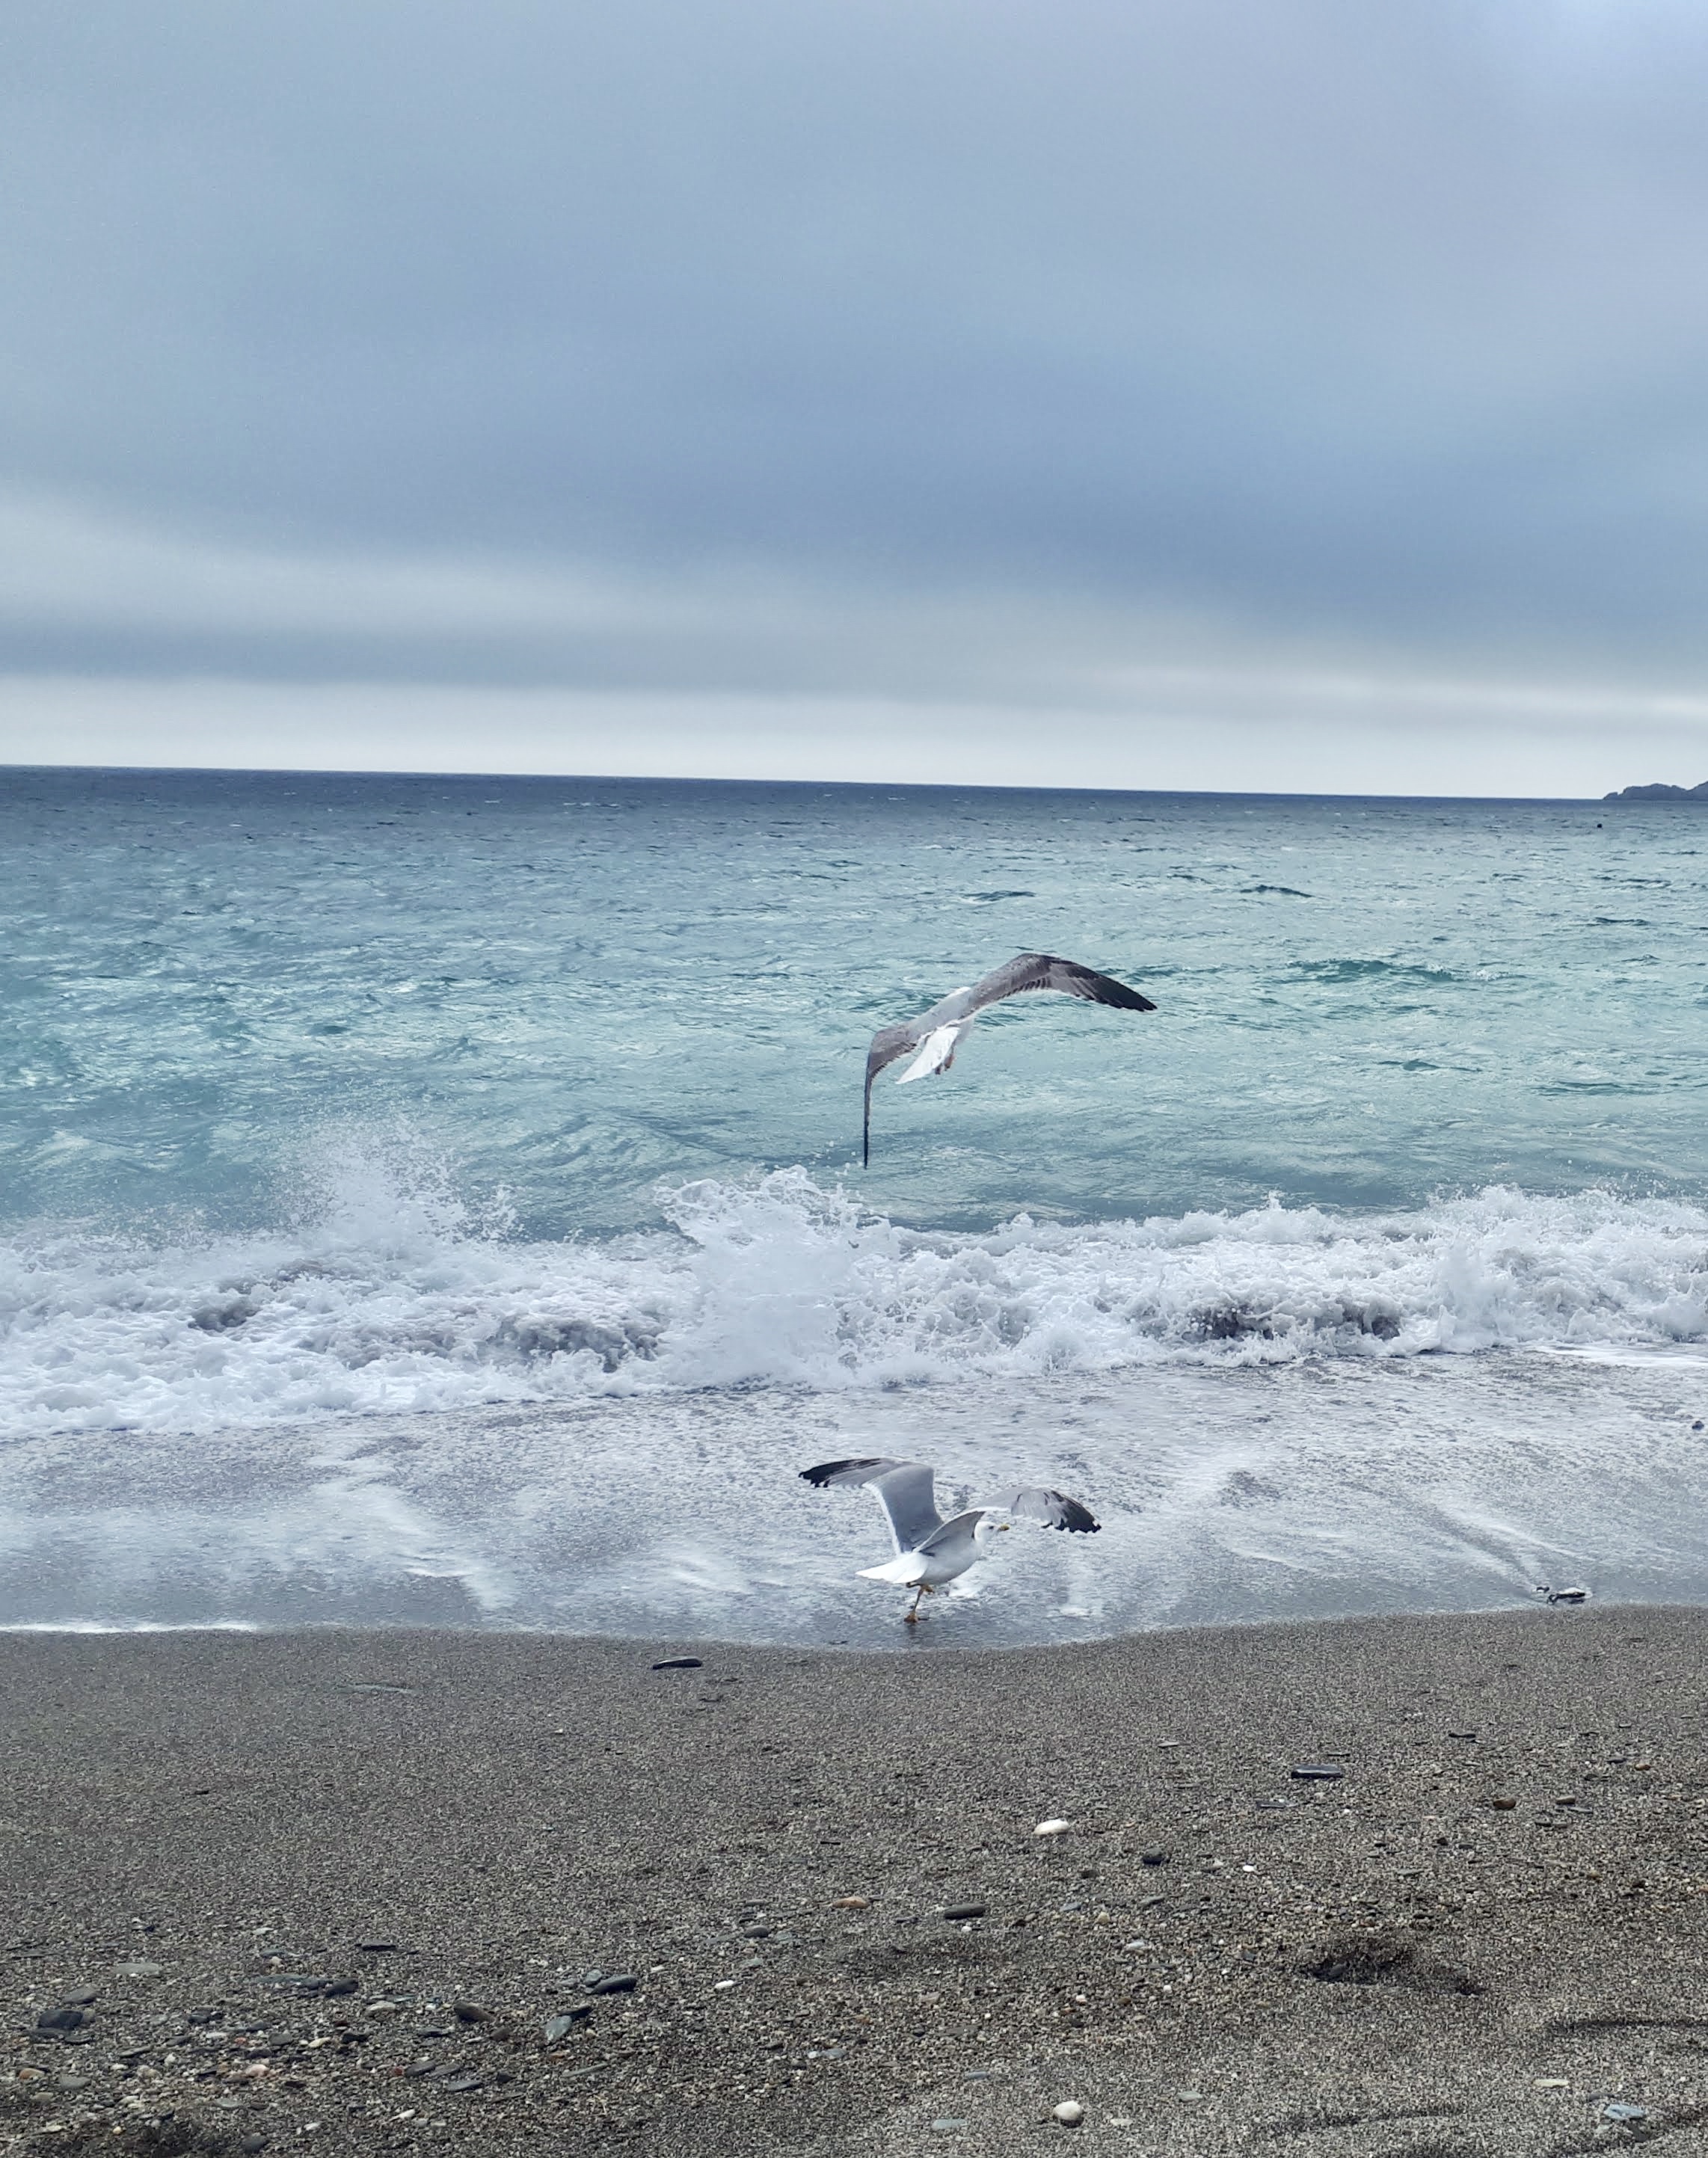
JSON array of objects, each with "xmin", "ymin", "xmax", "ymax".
[{"xmin": 4, "ymin": 1164, "xmax": 1707, "ymax": 1435}]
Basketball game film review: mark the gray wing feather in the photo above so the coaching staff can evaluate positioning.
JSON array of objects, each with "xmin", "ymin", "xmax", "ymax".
[
  {"xmin": 975, "ymin": 1484, "xmax": 1102, "ymax": 1534},
  {"xmin": 800, "ymin": 1457, "xmax": 944, "ymax": 1553},
  {"xmin": 965, "ymin": 953, "xmax": 1156, "ymax": 1018},
  {"xmin": 916, "ymin": 1509, "xmax": 987, "ymax": 1560}
]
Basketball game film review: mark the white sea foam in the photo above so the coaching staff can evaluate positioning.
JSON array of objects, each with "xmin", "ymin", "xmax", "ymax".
[{"xmin": 2, "ymin": 1162, "xmax": 1707, "ymax": 1435}]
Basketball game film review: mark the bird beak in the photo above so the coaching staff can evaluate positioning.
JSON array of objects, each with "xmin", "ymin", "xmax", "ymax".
[{"xmin": 996, "ymin": 1523, "xmax": 1011, "ymax": 1532}]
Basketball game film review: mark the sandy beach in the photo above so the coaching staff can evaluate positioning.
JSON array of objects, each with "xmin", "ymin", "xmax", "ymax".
[{"xmin": 4, "ymin": 1606, "xmax": 1708, "ymax": 2157}]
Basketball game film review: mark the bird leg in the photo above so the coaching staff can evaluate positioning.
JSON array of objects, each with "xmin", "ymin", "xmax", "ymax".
[{"xmin": 903, "ymin": 1581, "xmax": 934, "ymax": 1623}]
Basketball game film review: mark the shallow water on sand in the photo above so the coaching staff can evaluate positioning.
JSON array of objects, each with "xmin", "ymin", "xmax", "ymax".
[{"xmin": 3, "ymin": 767, "xmax": 1707, "ymax": 1638}]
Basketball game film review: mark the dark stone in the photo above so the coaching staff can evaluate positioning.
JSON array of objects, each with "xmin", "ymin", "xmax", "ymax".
[
  {"xmin": 355, "ymin": 1939, "xmax": 396, "ymax": 1953},
  {"xmin": 1291, "ymin": 1765, "xmax": 1345, "ymax": 1781},
  {"xmin": 240, "ymin": 2139, "xmax": 268, "ymax": 2154},
  {"xmin": 452, "ymin": 2000, "xmax": 492, "ymax": 2023},
  {"xmin": 1140, "ymin": 1848, "xmax": 1168, "ymax": 1866},
  {"xmin": 440, "ymin": 2073, "xmax": 483, "ymax": 2093},
  {"xmin": 62, "ymin": 1990, "xmax": 98, "ymax": 2007},
  {"xmin": 589, "ymin": 1973, "xmax": 637, "ymax": 1996},
  {"xmin": 35, "ymin": 2006, "xmax": 89, "ymax": 2033},
  {"xmin": 651, "ymin": 1657, "xmax": 703, "ymax": 1670},
  {"xmin": 941, "ymin": 1903, "xmax": 986, "ymax": 1920},
  {"xmin": 321, "ymin": 1977, "xmax": 357, "ymax": 1996}
]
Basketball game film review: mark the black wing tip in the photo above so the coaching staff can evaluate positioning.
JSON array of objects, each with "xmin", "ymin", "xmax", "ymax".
[
  {"xmin": 1054, "ymin": 1498, "xmax": 1101, "ymax": 1534},
  {"xmin": 1030, "ymin": 953, "xmax": 1155, "ymax": 1012},
  {"xmin": 1087, "ymin": 974, "xmax": 1156, "ymax": 1012},
  {"xmin": 800, "ymin": 1457, "xmax": 888, "ymax": 1487}
]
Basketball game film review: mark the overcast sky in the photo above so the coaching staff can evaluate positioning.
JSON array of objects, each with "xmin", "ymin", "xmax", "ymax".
[{"xmin": 6, "ymin": 0, "xmax": 1708, "ymax": 793}]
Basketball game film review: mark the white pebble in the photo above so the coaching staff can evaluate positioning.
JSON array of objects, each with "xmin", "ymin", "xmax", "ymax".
[
  {"xmin": 1053, "ymin": 2100, "xmax": 1085, "ymax": 2126},
  {"xmin": 1033, "ymin": 1818, "xmax": 1072, "ymax": 1837}
]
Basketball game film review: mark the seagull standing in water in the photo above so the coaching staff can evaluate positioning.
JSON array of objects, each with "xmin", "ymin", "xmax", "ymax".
[
  {"xmin": 801, "ymin": 1456, "xmax": 1101, "ymax": 1623},
  {"xmin": 861, "ymin": 952, "xmax": 1156, "ymax": 1164}
]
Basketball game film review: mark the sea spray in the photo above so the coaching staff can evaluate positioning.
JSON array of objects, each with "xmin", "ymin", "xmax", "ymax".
[{"xmin": 3, "ymin": 1167, "xmax": 1705, "ymax": 1436}]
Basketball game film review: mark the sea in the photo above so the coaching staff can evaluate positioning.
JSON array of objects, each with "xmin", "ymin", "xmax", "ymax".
[{"xmin": 4, "ymin": 764, "xmax": 1707, "ymax": 1645}]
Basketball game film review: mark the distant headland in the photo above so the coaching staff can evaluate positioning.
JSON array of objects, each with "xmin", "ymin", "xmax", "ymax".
[{"xmin": 1603, "ymin": 780, "xmax": 1708, "ymax": 801}]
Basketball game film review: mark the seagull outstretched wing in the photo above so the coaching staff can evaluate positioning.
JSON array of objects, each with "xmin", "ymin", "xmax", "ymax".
[
  {"xmin": 965, "ymin": 953, "xmax": 1157, "ymax": 1018},
  {"xmin": 800, "ymin": 1457, "xmax": 944, "ymax": 1555},
  {"xmin": 974, "ymin": 1485, "xmax": 1102, "ymax": 1534}
]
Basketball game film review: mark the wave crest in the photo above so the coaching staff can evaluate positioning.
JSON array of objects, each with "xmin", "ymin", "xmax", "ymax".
[{"xmin": 3, "ymin": 1167, "xmax": 1707, "ymax": 1432}]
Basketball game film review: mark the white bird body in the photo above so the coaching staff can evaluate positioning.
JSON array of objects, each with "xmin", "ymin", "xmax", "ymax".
[
  {"xmin": 855, "ymin": 1510, "xmax": 992, "ymax": 1587},
  {"xmin": 862, "ymin": 953, "xmax": 1155, "ymax": 1163},
  {"xmin": 896, "ymin": 1018, "xmax": 974, "ymax": 1084},
  {"xmin": 802, "ymin": 1457, "xmax": 1100, "ymax": 1622}
]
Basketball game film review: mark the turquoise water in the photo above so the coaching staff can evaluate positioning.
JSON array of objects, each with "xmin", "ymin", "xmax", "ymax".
[{"xmin": 4, "ymin": 765, "xmax": 1707, "ymax": 1637}]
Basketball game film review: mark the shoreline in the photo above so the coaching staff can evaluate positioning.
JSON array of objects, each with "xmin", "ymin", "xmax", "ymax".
[{"xmin": 7, "ymin": 1605, "xmax": 1708, "ymax": 2155}]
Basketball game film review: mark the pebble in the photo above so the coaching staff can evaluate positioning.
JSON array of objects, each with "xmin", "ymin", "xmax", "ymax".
[
  {"xmin": 1490, "ymin": 1798, "xmax": 1518, "ymax": 1812},
  {"xmin": 931, "ymin": 2119, "xmax": 970, "ymax": 2133},
  {"xmin": 1603, "ymin": 2103, "xmax": 1647, "ymax": 2123},
  {"xmin": 1034, "ymin": 1819, "xmax": 1072, "ymax": 1837},
  {"xmin": 1140, "ymin": 1848, "xmax": 1168, "ymax": 1866},
  {"xmin": 1290, "ymin": 1764, "xmax": 1345, "ymax": 1782},
  {"xmin": 34, "ymin": 2008, "xmax": 88, "ymax": 2034},
  {"xmin": 451, "ymin": 2000, "xmax": 492, "ymax": 2023},
  {"xmin": 62, "ymin": 1990, "xmax": 98, "ymax": 2007},
  {"xmin": 240, "ymin": 2139, "xmax": 268, "ymax": 2155},
  {"xmin": 831, "ymin": 1896, "xmax": 870, "ymax": 1910},
  {"xmin": 942, "ymin": 1902, "xmax": 986, "ymax": 1920},
  {"xmin": 589, "ymin": 1972, "xmax": 637, "ymax": 1995},
  {"xmin": 366, "ymin": 1999, "xmax": 401, "ymax": 2017},
  {"xmin": 355, "ymin": 1939, "xmax": 396, "ymax": 1953},
  {"xmin": 651, "ymin": 1656, "xmax": 704, "ymax": 1670},
  {"xmin": 117, "ymin": 1961, "xmax": 162, "ymax": 1979},
  {"xmin": 441, "ymin": 2074, "xmax": 482, "ymax": 2093},
  {"xmin": 544, "ymin": 2012, "xmax": 591, "ymax": 2043},
  {"xmin": 1052, "ymin": 2100, "xmax": 1085, "ymax": 2126}
]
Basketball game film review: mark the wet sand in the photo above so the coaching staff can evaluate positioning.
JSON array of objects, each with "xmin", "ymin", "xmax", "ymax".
[{"xmin": 4, "ymin": 1606, "xmax": 1708, "ymax": 2156}]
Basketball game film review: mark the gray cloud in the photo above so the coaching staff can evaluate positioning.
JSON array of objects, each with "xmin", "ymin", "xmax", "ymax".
[{"xmin": 5, "ymin": 1, "xmax": 1708, "ymax": 782}]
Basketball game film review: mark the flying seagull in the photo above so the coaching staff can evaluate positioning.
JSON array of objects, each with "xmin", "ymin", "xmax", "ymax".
[
  {"xmin": 802, "ymin": 1455, "xmax": 1101, "ymax": 1623},
  {"xmin": 862, "ymin": 952, "xmax": 1156, "ymax": 1163}
]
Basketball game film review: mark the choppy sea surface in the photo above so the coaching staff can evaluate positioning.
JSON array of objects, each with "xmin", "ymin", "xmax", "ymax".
[{"xmin": 4, "ymin": 764, "xmax": 1708, "ymax": 1643}]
